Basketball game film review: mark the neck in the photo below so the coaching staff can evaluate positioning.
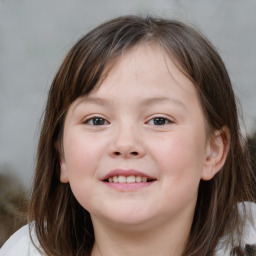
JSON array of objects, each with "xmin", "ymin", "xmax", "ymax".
[{"xmin": 90, "ymin": 215, "xmax": 192, "ymax": 256}]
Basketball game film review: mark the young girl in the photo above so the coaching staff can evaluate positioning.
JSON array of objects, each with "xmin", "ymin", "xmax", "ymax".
[{"xmin": 1, "ymin": 15, "xmax": 255, "ymax": 256}]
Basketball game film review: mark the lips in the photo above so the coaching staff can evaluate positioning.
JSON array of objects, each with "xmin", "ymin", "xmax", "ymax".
[
  {"xmin": 101, "ymin": 169, "xmax": 157, "ymax": 184},
  {"xmin": 101, "ymin": 169, "xmax": 156, "ymax": 191},
  {"xmin": 108, "ymin": 175, "xmax": 149, "ymax": 183}
]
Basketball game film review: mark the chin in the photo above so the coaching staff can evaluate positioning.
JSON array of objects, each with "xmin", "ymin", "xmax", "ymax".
[{"xmin": 92, "ymin": 208, "xmax": 155, "ymax": 229}]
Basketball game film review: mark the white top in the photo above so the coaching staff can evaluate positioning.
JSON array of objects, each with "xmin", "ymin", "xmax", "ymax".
[
  {"xmin": 0, "ymin": 223, "xmax": 41, "ymax": 256},
  {"xmin": 1, "ymin": 202, "xmax": 256, "ymax": 256}
]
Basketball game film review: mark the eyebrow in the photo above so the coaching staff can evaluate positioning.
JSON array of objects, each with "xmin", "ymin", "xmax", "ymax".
[
  {"xmin": 81, "ymin": 97, "xmax": 110, "ymax": 106},
  {"xmin": 141, "ymin": 96, "xmax": 188, "ymax": 110},
  {"xmin": 81, "ymin": 96, "xmax": 187, "ymax": 110}
]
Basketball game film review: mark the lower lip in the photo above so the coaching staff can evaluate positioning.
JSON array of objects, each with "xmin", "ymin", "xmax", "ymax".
[{"xmin": 103, "ymin": 181, "xmax": 155, "ymax": 191}]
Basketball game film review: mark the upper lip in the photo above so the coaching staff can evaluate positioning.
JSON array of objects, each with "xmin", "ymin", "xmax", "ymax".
[{"xmin": 101, "ymin": 169, "xmax": 156, "ymax": 181}]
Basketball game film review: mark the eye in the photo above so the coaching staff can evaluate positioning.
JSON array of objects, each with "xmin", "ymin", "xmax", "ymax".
[
  {"xmin": 147, "ymin": 117, "xmax": 173, "ymax": 125},
  {"xmin": 84, "ymin": 117, "xmax": 109, "ymax": 126}
]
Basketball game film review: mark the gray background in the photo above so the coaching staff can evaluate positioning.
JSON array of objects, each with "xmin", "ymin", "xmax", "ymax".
[{"xmin": 0, "ymin": 0, "xmax": 255, "ymax": 191}]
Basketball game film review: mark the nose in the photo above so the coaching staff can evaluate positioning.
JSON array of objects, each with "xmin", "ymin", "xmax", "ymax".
[{"xmin": 109, "ymin": 125, "xmax": 146, "ymax": 159}]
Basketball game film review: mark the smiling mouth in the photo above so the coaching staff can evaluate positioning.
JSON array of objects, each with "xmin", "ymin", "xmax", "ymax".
[{"xmin": 104, "ymin": 175, "xmax": 156, "ymax": 183}]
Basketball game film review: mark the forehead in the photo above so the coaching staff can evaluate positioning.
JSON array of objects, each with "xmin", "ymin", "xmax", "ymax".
[{"xmin": 91, "ymin": 42, "xmax": 196, "ymax": 100}]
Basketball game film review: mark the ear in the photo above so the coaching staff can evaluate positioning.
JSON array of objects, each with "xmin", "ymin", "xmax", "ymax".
[
  {"xmin": 201, "ymin": 126, "xmax": 230, "ymax": 181},
  {"xmin": 60, "ymin": 157, "xmax": 69, "ymax": 183},
  {"xmin": 55, "ymin": 141, "xmax": 69, "ymax": 183}
]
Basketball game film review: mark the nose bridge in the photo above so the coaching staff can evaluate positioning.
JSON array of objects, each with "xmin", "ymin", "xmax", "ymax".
[{"xmin": 110, "ymin": 120, "xmax": 145, "ymax": 158}]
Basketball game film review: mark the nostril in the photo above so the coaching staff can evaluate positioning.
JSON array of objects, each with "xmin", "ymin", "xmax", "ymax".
[{"xmin": 113, "ymin": 151, "xmax": 139, "ymax": 156}]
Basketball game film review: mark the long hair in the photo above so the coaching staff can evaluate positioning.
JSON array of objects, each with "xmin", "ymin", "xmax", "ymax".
[{"xmin": 28, "ymin": 15, "xmax": 255, "ymax": 256}]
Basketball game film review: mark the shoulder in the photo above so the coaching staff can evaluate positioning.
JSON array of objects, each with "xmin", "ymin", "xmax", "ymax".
[
  {"xmin": 241, "ymin": 202, "xmax": 256, "ymax": 244},
  {"xmin": 0, "ymin": 223, "xmax": 43, "ymax": 256},
  {"xmin": 215, "ymin": 202, "xmax": 256, "ymax": 256}
]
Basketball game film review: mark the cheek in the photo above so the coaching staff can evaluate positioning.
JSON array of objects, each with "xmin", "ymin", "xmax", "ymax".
[
  {"xmin": 155, "ymin": 135, "xmax": 206, "ymax": 214},
  {"xmin": 64, "ymin": 133, "xmax": 105, "ymax": 180},
  {"xmin": 152, "ymin": 132, "xmax": 206, "ymax": 192},
  {"xmin": 63, "ymin": 134, "xmax": 106, "ymax": 210},
  {"xmin": 158, "ymin": 133, "xmax": 205, "ymax": 168}
]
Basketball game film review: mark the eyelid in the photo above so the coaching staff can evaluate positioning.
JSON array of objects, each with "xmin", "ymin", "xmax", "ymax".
[
  {"xmin": 82, "ymin": 115, "xmax": 110, "ymax": 125},
  {"xmin": 146, "ymin": 115, "xmax": 175, "ymax": 125}
]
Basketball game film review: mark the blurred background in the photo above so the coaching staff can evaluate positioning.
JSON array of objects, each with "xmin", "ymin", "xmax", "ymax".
[{"xmin": 0, "ymin": 0, "xmax": 255, "ymax": 245}]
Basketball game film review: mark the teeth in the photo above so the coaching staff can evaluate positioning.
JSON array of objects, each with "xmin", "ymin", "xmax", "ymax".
[
  {"xmin": 118, "ymin": 175, "xmax": 126, "ymax": 183},
  {"xmin": 142, "ymin": 177, "xmax": 147, "ymax": 182},
  {"xmin": 107, "ymin": 175, "xmax": 149, "ymax": 183},
  {"xmin": 127, "ymin": 175, "xmax": 135, "ymax": 183},
  {"xmin": 135, "ymin": 176, "xmax": 142, "ymax": 182}
]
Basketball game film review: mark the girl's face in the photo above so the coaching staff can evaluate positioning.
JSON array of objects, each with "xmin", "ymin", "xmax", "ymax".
[{"xmin": 60, "ymin": 43, "xmax": 219, "ymax": 231}]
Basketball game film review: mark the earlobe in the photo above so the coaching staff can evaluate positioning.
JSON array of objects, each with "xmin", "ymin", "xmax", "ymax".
[
  {"xmin": 55, "ymin": 141, "xmax": 69, "ymax": 183},
  {"xmin": 60, "ymin": 159, "xmax": 69, "ymax": 183},
  {"xmin": 201, "ymin": 127, "xmax": 230, "ymax": 181}
]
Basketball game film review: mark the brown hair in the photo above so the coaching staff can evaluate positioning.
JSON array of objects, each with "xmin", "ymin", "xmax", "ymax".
[
  {"xmin": 28, "ymin": 15, "xmax": 255, "ymax": 256},
  {"xmin": 0, "ymin": 172, "xmax": 28, "ymax": 247}
]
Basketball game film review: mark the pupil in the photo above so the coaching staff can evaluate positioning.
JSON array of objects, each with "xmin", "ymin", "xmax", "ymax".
[
  {"xmin": 154, "ymin": 118, "xmax": 165, "ymax": 125},
  {"xmin": 93, "ymin": 118, "xmax": 105, "ymax": 125}
]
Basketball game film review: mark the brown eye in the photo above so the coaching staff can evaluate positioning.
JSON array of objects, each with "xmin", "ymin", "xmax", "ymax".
[
  {"xmin": 154, "ymin": 118, "xmax": 167, "ymax": 125},
  {"xmin": 84, "ymin": 117, "xmax": 109, "ymax": 126},
  {"xmin": 148, "ymin": 117, "xmax": 172, "ymax": 125}
]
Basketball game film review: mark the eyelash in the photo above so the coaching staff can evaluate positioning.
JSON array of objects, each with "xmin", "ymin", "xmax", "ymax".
[
  {"xmin": 83, "ymin": 116, "xmax": 110, "ymax": 126},
  {"xmin": 83, "ymin": 116, "xmax": 173, "ymax": 126},
  {"xmin": 147, "ymin": 117, "xmax": 173, "ymax": 126}
]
